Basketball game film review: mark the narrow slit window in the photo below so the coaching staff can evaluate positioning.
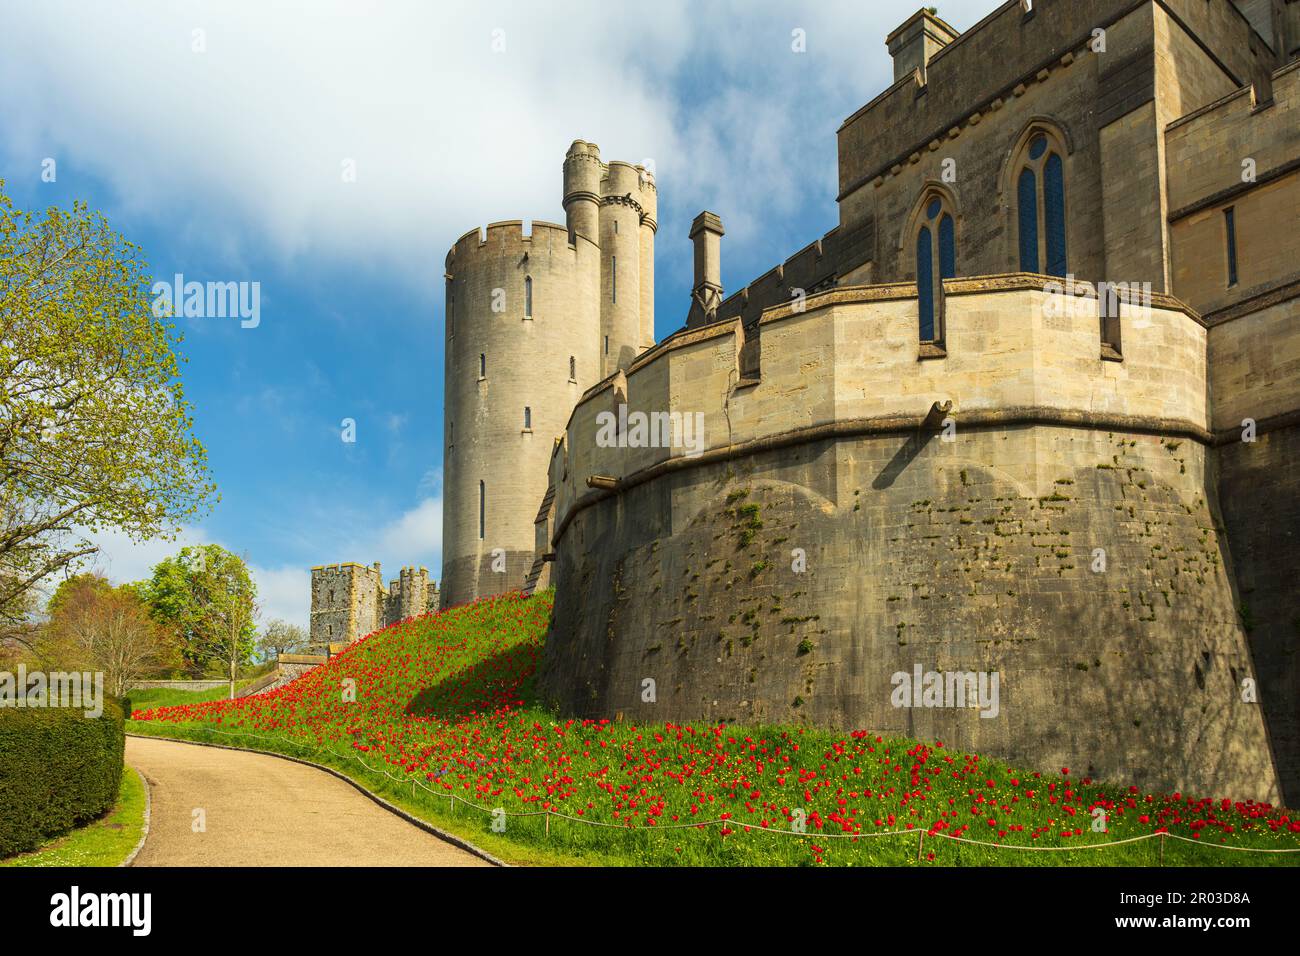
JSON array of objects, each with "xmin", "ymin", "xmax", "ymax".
[
  {"xmin": 612, "ymin": 256, "xmax": 617, "ymax": 303},
  {"xmin": 478, "ymin": 480, "xmax": 485, "ymax": 540},
  {"xmin": 524, "ymin": 276, "xmax": 533, "ymax": 318},
  {"xmin": 479, "ymin": 353, "xmax": 486, "ymax": 378},
  {"xmin": 569, "ymin": 355, "xmax": 576, "ymax": 380},
  {"xmin": 523, "ymin": 406, "xmax": 531, "ymax": 429},
  {"xmin": 604, "ymin": 335, "xmax": 609, "ymax": 355},
  {"xmin": 1225, "ymin": 207, "xmax": 1238, "ymax": 287}
]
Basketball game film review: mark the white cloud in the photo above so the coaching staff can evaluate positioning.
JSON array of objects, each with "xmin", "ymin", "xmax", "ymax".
[
  {"xmin": 80, "ymin": 526, "xmax": 213, "ymax": 585},
  {"xmin": 73, "ymin": 526, "xmax": 304, "ymax": 629},
  {"xmin": 0, "ymin": 1, "xmax": 996, "ymax": 291},
  {"xmin": 249, "ymin": 564, "xmax": 311, "ymax": 631},
  {"xmin": 371, "ymin": 497, "xmax": 443, "ymax": 574}
]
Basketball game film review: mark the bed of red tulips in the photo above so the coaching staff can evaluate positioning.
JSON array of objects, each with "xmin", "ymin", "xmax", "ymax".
[{"xmin": 130, "ymin": 591, "xmax": 1300, "ymax": 866}]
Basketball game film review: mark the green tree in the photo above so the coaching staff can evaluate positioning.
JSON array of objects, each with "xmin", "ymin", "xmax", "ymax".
[
  {"xmin": 0, "ymin": 181, "xmax": 215, "ymax": 634},
  {"xmin": 145, "ymin": 545, "xmax": 257, "ymax": 693}
]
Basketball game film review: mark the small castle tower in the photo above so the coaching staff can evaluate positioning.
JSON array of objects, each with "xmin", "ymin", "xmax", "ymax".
[
  {"xmin": 311, "ymin": 562, "xmax": 441, "ymax": 646},
  {"xmin": 393, "ymin": 566, "xmax": 430, "ymax": 621},
  {"xmin": 309, "ymin": 562, "xmax": 384, "ymax": 648}
]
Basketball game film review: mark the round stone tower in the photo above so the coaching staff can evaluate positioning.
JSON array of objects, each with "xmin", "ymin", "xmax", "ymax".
[
  {"xmin": 441, "ymin": 140, "xmax": 654, "ymax": 607},
  {"xmin": 637, "ymin": 164, "xmax": 657, "ymax": 353},
  {"xmin": 599, "ymin": 161, "xmax": 644, "ymax": 377}
]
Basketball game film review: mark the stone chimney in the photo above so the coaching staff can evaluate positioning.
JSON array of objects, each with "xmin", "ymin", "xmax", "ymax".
[
  {"xmin": 886, "ymin": 9, "xmax": 959, "ymax": 84},
  {"xmin": 687, "ymin": 211, "xmax": 725, "ymax": 329}
]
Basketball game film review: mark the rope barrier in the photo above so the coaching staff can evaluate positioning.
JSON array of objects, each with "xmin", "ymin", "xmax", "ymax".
[{"xmin": 155, "ymin": 724, "xmax": 1300, "ymax": 856}]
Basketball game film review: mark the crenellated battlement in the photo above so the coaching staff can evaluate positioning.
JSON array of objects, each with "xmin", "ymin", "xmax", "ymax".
[
  {"xmin": 309, "ymin": 560, "xmax": 438, "ymax": 646},
  {"xmin": 440, "ymin": 139, "xmax": 657, "ymax": 607},
  {"xmin": 445, "ymin": 219, "xmax": 583, "ymax": 269},
  {"xmin": 715, "ymin": 227, "xmax": 840, "ymax": 328}
]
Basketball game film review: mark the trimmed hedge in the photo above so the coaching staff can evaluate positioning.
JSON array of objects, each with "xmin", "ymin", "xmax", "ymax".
[{"xmin": 0, "ymin": 695, "xmax": 125, "ymax": 857}]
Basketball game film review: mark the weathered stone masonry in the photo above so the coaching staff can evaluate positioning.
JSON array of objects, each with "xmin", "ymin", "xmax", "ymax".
[{"xmin": 425, "ymin": 0, "xmax": 1299, "ymax": 802}]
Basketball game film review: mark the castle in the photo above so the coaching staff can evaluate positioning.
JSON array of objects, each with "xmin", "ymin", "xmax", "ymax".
[
  {"xmin": 308, "ymin": 563, "xmax": 438, "ymax": 649},
  {"xmin": 303, "ymin": 0, "xmax": 1300, "ymax": 805},
  {"xmin": 439, "ymin": 143, "xmax": 658, "ymax": 605}
]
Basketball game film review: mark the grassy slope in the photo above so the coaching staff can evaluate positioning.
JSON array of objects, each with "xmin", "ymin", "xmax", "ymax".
[
  {"xmin": 1, "ymin": 767, "xmax": 146, "ymax": 867},
  {"xmin": 128, "ymin": 591, "xmax": 1300, "ymax": 867},
  {"xmin": 128, "ymin": 681, "xmax": 256, "ymax": 710}
]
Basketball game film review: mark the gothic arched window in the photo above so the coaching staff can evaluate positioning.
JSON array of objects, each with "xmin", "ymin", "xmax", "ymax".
[
  {"xmin": 1015, "ymin": 130, "xmax": 1068, "ymax": 276},
  {"xmin": 915, "ymin": 194, "xmax": 956, "ymax": 343}
]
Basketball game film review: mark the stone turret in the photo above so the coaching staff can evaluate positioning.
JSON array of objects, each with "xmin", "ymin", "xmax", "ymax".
[{"xmin": 441, "ymin": 140, "xmax": 656, "ymax": 607}]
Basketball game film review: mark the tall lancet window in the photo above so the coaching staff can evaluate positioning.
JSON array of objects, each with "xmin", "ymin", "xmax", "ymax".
[
  {"xmin": 1015, "ymin": 130, "xmax": 1068, "ymax": 276},
  {"xmin": 916, "ymin": 195, "xmax": 956, "ymax": 343}
]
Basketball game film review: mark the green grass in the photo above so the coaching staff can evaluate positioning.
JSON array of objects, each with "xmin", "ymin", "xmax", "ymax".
[
  {"xmin": 128, "ymin": 681, "xmax": 256, "ymax": 710},
  {"xmin": 1, "ymin": 766, "xmax": 147, "ymax": 868},
  {"xmin": 128, "ymin": 592, "xmax": 1300, "ymax": 868},
  {"xmin": 127, "ymin": 718, "xmax": 1298, "ymax": 868}
]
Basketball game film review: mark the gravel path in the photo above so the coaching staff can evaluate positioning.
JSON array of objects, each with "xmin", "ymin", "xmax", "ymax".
[{"xmin": 126, "ymin": 735, "xmax": 489, "ymax": 867}]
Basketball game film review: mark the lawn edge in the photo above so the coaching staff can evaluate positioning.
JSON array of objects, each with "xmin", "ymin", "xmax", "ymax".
[
  {"xmin": 121, "ymin": 765, "xmax": 151, "ymax": 868},
  {"xmin": 125, "ymin": 732, "xmax": 511, "ymax": 868}
]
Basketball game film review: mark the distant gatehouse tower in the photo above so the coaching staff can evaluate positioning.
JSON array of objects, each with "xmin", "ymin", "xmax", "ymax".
[{"xmin": 308, "ymin": 563, "xmax": 439, "ymax": 648}]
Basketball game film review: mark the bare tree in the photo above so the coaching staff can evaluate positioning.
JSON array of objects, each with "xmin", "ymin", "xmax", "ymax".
[
  {"xmin": 42, "ymin": 575, "xmax": 165, "ymax": 697},
  {"xmin": 257, "ymin": 619, "xmax": 308, "ymax": 662}
]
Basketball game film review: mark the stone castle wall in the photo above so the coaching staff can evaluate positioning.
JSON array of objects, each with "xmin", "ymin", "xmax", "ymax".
[
  {"xmin": 451, "ymin": 0, "xmax": 1299, "ymax": 803},
  {"xmin": 1166, "ymin": 59, "xmax": 1300, "ymax": 316},
  {"xmin": 711, "ymin": 0, "xmax": 1287, "ymax": 330},
  {"xmin": 309, "ymin": 563, "xmax": 383, "ymax": 648},
  {"xmin": 537, "ymin": 280, "xmax": 1282, "ymax": 802}
]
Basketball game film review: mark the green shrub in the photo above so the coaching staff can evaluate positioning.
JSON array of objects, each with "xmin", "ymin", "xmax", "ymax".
[{"xmin": 0, "ymin": 696, "xmax": 125, "ymax": 857}]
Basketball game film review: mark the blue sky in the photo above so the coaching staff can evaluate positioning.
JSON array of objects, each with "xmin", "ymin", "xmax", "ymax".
[{"xmin": 0, "ymin": 0, "xmax": 992, "ymax": 626}]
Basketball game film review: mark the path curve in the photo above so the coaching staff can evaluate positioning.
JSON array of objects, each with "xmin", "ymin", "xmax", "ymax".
[{"xmin": 126, "ymin": 736, "xmax": 489, "ymax": 867}]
